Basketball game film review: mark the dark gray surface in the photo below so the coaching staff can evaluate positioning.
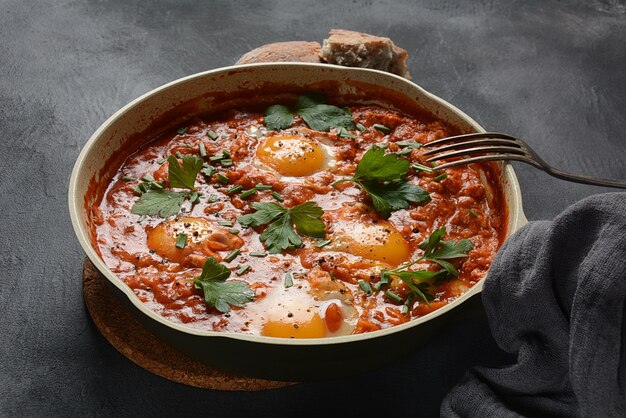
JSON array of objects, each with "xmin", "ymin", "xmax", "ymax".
[{"xmin": 1, "ymin": 0, "xmax": 624, "ymax": 416}]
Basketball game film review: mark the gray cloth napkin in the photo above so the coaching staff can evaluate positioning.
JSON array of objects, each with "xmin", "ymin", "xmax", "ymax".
[{"xmin": 441, "ymin": 193, "xmax": 626, "ymax": 417}]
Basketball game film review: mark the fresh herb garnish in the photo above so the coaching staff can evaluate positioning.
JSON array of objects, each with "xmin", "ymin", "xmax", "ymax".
[
  {"xmin": 264, "ymin": 105, "xmax": 294, "ymax": 131},
  {"xmin": 238, "ymin": 201, "xmax": 326, "ymax": 254},
  {"xmin": 236, "ymin": 264, "xmax": 251, "ymax": 275},
  {"xmin": 284, "ymin": 272, "xmax": 294, "ymax": 288},
  {"xmin": 224, "ymin": 249, "xmax": 241, "ymax": 262},
  {"xmin": 227, "ymin": 185, "xmax": 243, "ymax": 195},
  {"xmin": 315, "ymin": 239, "xmax": 332, "ymax": 248},
  {"xmin": 130, "ymin": 189, "xmax": 187, "ymax": 218},
  {"xmin": 385, "ymin": 290, "xmax": 403, "ymax": 304},
  {"xmin": 271, "ymin": 191, "xmax": 284, "ymax": 202},
  {"xmin": 396, "ymin": 141, "xmax": 422, "ymax": 149},
  {"xmin": 358, "ymin": 280, "xmax": 373, "ymax": 295},
  {"xmin": 264, "ymin": 94, "xmax": 355, "ymax": 132},
  {"xmin": 412, "ymin": 163, "xmax": 435, "ymax": 173},
  {"xmin": 175, "ymin": 233, "xmax": 187, "ymax": 249},
  {"xmin": 372, "ymin": 123, "xmax": 391, "ymax": 134},
  {"xmin": 395, "ymin": 141, "xmax": 421, "ymax": 156},
  {"xmin": 168, "ymin": 155, "xmax": 202, "ymax": 190},
  {"xmin": 332, "ymin": 145, "xmax": 431, "ymax": 219},
  {"xmin": 338, "ymin": 127, "xmax": 357, "ymax": 139},
  {"xmin": 201, "ymin": 163, "xmax": 214, "ymax": 178},
  {"xmin": 133, "ymin": 179, "xmax": 164, "ymax": 196},
  {"xmin": 434, "ymin": 173, "xmax": 448, "ymax": 182},
  {"xmin": 131, "ymin": 154, "xmax": 203, "ymax": 218},
  {"xmin": 189, "ymin": 192, "xmax": 201, "ymax": 204},
  {"xmin": 240, "ymin": 189, "xmax": 258, "ymax": 199},
  {"xmin": 380, "ymin": 227, "xmax": 473, "ymax": 305},
  {"xmin": 254, "ymin": 183, "xmax": 273, "ymax": 191},
  {"xmin": 192, "ymin": 257, "xmax": 254, "ymax": 313},
  {"xmin": 215, "ymin": 173, "xmax": 230, "ymax": 184}
]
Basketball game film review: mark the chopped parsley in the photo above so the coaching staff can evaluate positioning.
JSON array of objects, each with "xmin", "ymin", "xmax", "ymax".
[
  {"xmin": 130, "ymin": 154, "xmax": 202, "ymax": 218},
  {"xmin": 264, "ymin": 93, "xmax": 355, "ymax": 132},
  {"xmin": 372, "ymin": 123, "xmax": 391, "ymax": 134},
  {"xmin": 284, "ymin": 272, "xmax": 294, "ymax": 288},
  {"xmin": 264, "ymin": 104, "xmax": 294, "ymax": 131},
  {"xmin": 192, "ymin": 257, "xmax": 254, "ymax": 313},
  {"xmin": 380, "ymin": 227, "xmax": 473, "ymax": 305},
  {"xmin": 238, "ymin": 201, "xmax": 326, "ymax": 254},
  {"xmin": 168, "ymin": 155, "xmax": 202, "ymax": 190},
  {"xmin": 358, "ymin": 280, "xmax": 373, "ymax": 295},
  {"xmin": 224, "ymin": 249, "xmax": 241, "ymax": 262},
  {"xmin": 240, "ymin": 189, "xmax": 258, "ymax": 199},
  {"xmin": 130, "ymin": 189, "xmax": 187, "ymax": 218},
  {"xmin": 332, "ymin": 145, "xmax": 430, "ymax": 219},
  {"xmin": 175, "ymin": 233, "xmax": 187, "ymax": 249}
]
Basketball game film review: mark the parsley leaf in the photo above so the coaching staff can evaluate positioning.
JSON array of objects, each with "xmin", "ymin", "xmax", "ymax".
[
  {"xmin": 130, "ymin": 154, "xmax": 203, "ymax": 218},
  {"xmin": 333, "ymin": 145, "xmax": 431, "ymax": 219},
  {"xmin": 192, "ymin": 257, "xmax": 255, "ymax": 313},
  {"xmin": 238, "ymin": 201, "xmax": 326, "ymax": 253},
  {"xmin": 289, "ymin": 201, "xmax": 326, "ymax": 238},
  {"xmin": 259, "ymin": 213, "xmax": 302, "ymax": 253},
  {"xmin": 353, "ymin": 145, "xmax": 409, "ymax": 181},
  {"xmin": 130, "ymin": 189, "xmax": 187, "ymax": 218},
  {"xmin": 360, "ymin": 180, "xmax": 431, "ymax": 219},
  {"xmin": 238, "ymin": 202, "xmax": 286, "ymax": 226},
  {"xmin": 262, "ymin": 93, "xmax": 355, "ymax": 132},
  {"xmin": 380, "ymin": 227, "xmax": 472, "ymax": 304},
  {"xmin": 296, "ymin": 100, "xmax": 355, "ymax": 132},
  {"xmin": 295, "ymin": 93, "xmax": 325, "ymax": 109},
  {"xmin": 420, "ymin": 227, "xmax": 473, "ymax": 276},
  {"xmin": 168, "ymin": 155, "xmax": 203, "ymax": 190},
  {"xmin": 264, "ymin": 104, "xmax": 294, "ymax": 131}
]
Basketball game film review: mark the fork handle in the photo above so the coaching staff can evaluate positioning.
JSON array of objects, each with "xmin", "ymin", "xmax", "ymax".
[{"xmin": 544, "ymin": 166, "xmax": 626, "ymax": 189}]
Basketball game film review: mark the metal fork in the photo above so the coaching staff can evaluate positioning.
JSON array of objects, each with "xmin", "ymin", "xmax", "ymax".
[{"xmin": 422, "ymin": 132, "xmax": 626, "ymax": 189}]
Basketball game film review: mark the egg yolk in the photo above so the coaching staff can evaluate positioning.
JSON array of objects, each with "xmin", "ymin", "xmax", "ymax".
[
  {"xmin": 256, "ymin": 134, "xmax": 326, "ymax": 177},
  {"xmin": 146, "ymin": 217, "xmax": 242, "ymax": 264},
  {"xmin": 262, "ymin": 313, "xmax": 327, "ymax": 339},
  {"xmin": 254, "ymin": 289, "xmax": 329, "ymax": 338},
  {"xmin": 329, "ymin": 222, "xmax": 411, "ymax": 266}
]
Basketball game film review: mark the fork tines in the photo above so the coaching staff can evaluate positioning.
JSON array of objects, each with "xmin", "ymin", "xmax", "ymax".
[{"xmin": 422, "ymin": 132, "xmax": 533, "ymax": 169}]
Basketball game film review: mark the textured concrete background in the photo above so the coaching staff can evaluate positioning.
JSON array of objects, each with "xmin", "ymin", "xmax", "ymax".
[{"xmin": 1, "ymin": 0, "xmax": 625, "ymax": 416}]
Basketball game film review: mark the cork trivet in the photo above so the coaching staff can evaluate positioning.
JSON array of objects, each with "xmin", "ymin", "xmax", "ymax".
[{"xmin": 82, "ymin": 258, "xmax": 293, "ymax": 390}]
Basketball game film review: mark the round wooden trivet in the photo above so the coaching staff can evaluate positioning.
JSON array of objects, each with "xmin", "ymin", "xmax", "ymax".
[{"xmin": 82, "ymin": 258, "xmax": 293, "ymax": 391}]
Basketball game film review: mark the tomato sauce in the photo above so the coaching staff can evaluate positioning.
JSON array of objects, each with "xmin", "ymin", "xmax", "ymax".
[{"xmin": 91, "ymin": 103, "xmax": 507, "ymax": 338}]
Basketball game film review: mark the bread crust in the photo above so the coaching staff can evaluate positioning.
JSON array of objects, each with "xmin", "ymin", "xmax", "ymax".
[
  {"xmin": 236, "ymin": 41, "xmax": 322, "ymax": 64},
  {"xmin": 319, "ymin": 29, "xmax": 410, "ymax": 78},
  {"xmin": 234, "ymin": 31, "xmax": 410, "ymax": 79}
]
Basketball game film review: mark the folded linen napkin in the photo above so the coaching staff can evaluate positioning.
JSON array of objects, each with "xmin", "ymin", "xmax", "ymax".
[{"xmin": 441, "ymin": 193, "xmax": 626, "ymax": 417}]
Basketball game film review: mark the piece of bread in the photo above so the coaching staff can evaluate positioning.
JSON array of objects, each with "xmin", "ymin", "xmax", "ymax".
[
  {"xmin": 235, "ymin": 41, "xmax": 322, "ymax": 65},
  {"xmin": 319, "ymin": 29, "xmax": 410, "ymax": 78}
]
